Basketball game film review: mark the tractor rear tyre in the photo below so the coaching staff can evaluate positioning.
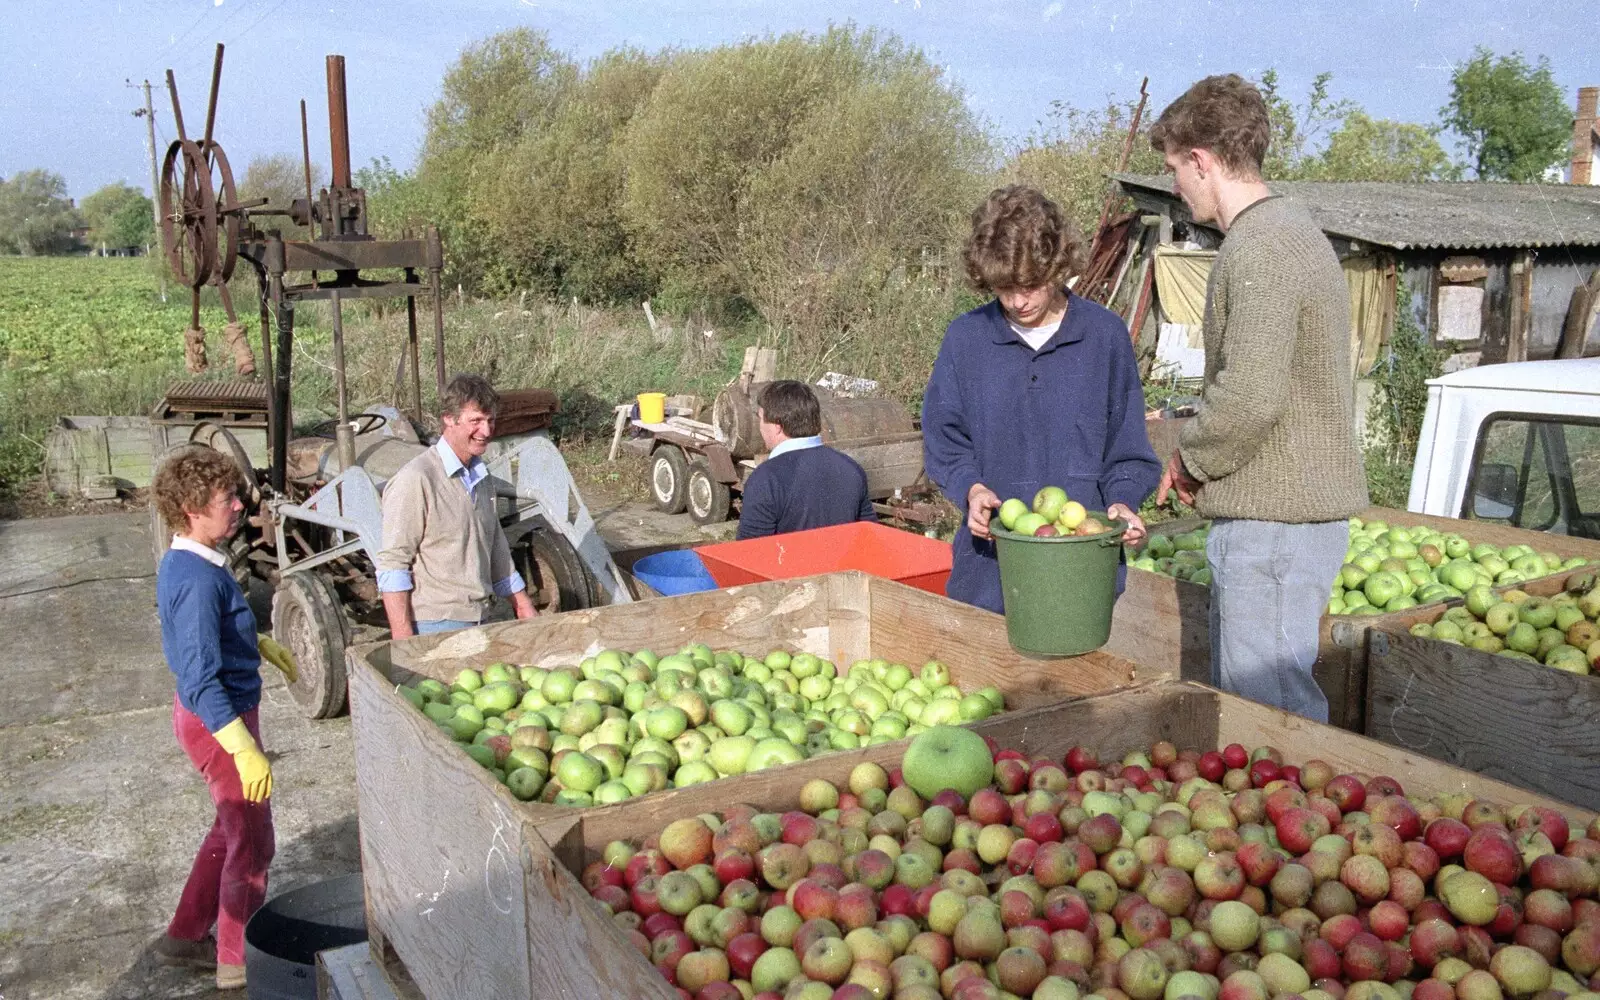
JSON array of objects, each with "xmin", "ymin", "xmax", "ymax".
[
  {"xmin": 651, "ymin": 445, "xmax": 690, "ymax": 514},
  {"xmin": 515, "ymin": 528, "xmax": 602, "ymax": 613},
  {"xmin": 687, "ymin": 459, "xmax": 732, "ymax": 526},
  {"xmin": 272, "ymin": 571, "xmax": 351, "ymax": 719}
]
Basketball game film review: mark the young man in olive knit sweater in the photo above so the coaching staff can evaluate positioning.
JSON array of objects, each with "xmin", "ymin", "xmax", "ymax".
[{"xmin": 1151, "ymin": 75, "xmax": 1368, "ymax": 723}]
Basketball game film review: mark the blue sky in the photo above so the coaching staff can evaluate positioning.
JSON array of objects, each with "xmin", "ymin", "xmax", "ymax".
[{"xmin": 2, "ymin": 0, "xmax": 1591, "ymax": 200}]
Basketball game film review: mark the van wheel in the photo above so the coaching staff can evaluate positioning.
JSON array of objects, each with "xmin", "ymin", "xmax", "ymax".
[
  {"xmin": 651, "ymin": 446, "xmax": 689, "ymax": 514},
  {"xmin": 687, "ymin": 460, "xmax": 731, "ymax": 525}
]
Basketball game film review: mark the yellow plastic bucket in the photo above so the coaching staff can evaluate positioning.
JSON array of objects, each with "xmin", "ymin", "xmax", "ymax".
[{"xmin": 637, "ymin": 392, "xmax": 667, "ymax": 424}]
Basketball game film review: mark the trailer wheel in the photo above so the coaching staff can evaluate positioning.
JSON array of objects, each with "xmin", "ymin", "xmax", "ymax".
[
  {"xmin": 272, "ymin": 571, "xmax": 351, "ymax": 719},
  {"xmin": 650, "ymin": 445, "xmax": 690, "ymax": 514},
  {"xmin": 686, "ymin": 459, "xmax": 732, "ymax": 526},
  {"xmin": 515, "ymin": 528, "xmax": 602, "ymax": 613}
]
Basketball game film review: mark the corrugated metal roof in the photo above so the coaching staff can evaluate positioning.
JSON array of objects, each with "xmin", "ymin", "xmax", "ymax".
[{"xmin": 1113, "ymin": 173, "xmax": 1600, "ymax": 251}]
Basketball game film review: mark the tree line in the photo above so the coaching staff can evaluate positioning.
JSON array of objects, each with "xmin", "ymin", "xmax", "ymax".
[{"xmin": 2, "ymin": 28, "xmax": 1575, "ymax": 381}]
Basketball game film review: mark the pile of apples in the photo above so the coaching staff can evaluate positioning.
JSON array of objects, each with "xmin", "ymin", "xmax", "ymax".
[
  {"xmin": 1125, "ymin": 517, "xmax": 1591, "ymax": 617},
  {"xmin": 583, "ymin": 729, "xmax": 1600, "ymax": 1000},
  {"xmin": 1408, "ymin": 571, "xmax": 1600, "ymax": 675},
  {"xmin": 996, "ymin": 487, "xmax": 1118, "ymax": 539},
  {"xmin": 395, "ymin": 647, "xmax": 1005, "ymax": 807}
]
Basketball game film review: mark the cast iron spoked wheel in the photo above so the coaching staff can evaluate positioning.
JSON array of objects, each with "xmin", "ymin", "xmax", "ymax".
[
  {"xmin": 686, "ymin": 459, "xmax": 732, "ymax": 526},
  {"xmin": 272, "ymin": 572, "xmax": 352, "ymax": 719},
  {"xmin": 514, "ymin": 528, "xmax": 602, "ymax": 613},
  {"xmin": 650, "ymin": 445, "xmax": 689, "ymax": 514},
  {"xmin": 201, "ymin": 139, "xmax": 240, "ymax": 284},
  {"xmin": 159, "ymin": 138, "xmax": 217, "ymax": 291}
]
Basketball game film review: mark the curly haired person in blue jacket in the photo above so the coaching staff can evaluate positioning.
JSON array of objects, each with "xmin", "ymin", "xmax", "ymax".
[{"xmin": 922, "ymin": 185, "xmax": 1161, "ymax": 614}]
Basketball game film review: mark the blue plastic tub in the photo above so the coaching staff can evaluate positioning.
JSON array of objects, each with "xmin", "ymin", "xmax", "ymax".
[{"xmin": 633, "ymin": 550, "xmax": 720, "ymax": 596}]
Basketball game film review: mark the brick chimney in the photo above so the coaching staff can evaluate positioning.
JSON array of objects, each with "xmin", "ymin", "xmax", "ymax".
[{"xmin": 1575, "ymin": 87, "xmax": 1599, "ymax": 185}]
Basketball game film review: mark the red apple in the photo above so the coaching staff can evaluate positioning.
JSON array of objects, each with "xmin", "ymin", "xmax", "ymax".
[
  {"xmin": 1425, "ymin": 818, "xmax": 1472, "ymax": 860},
  {"xmin": 1323, "ymin": 775, "xmax": 1366, "ymax": 814},
  {"xmin": 1515, "ymin": 806, "xmax": 1571, "ymax": 852},
  {"xmin": 1065, "ymin": 747, "xmax": 1099, "ymax": 774}
]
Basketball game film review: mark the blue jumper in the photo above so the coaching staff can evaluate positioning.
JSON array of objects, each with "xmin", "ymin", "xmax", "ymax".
[
  {"xmin": 736, "ymin": 441, "xmax": 878, "ymax": 540},
  {"xmin": 921, "ymin": 293, "xmax": 1161, "ymax": 613},
  {"xmin": 157, "ymin": 549, "xmax": 262, "ymax": 732}
]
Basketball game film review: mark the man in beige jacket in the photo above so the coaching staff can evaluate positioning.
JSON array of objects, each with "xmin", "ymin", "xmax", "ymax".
[
  {"xmin": 377, "ymin": 374, "xmax": 537, "ymax": 638},
  {"xmin": 1150, "ymin": 75, "xmax": 1368, "ymax": 723}
]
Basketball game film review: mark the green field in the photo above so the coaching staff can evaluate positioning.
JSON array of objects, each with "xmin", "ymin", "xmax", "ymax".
[
  {"xmin": 0, "ymin": 257, "xmax": 229, "ymax": 494},
  {"xmin": 0, "ymin": 256, "xmax": 227, "ymax": 373}
]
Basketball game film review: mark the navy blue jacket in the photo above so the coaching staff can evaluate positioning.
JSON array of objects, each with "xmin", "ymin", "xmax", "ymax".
[
  {"xmin": 157, "ymin": 549, "xmax": 262, "ymax": 732},
  {"xmin": 736, "ymin": 444, "xmax": 878, "ymax": 540},
  {"xmin": 922, "ymin": 293, "xmax": 1161, "ymax": 613}
]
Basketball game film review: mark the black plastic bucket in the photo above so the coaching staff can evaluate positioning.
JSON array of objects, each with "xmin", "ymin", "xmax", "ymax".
[{"xmin": 244, "ymin": 873, "xmax": 367, "ymax": 999}]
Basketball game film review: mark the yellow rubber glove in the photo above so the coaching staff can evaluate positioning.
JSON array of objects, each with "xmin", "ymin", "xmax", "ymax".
[
  {"xmin": 213, "ymin": 717, "xmax": 273, "ymax": 803},
  {"xmin": 258, "ymin": 634, "xmax": 298, "ymax": 684}
]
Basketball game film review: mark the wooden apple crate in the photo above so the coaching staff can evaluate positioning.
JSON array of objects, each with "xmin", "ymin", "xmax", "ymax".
[
  {"xmin": 1120, "ymin": 507, "xmax": 1600, "ymax": 733},
  {"xmin": 1365, "ymin": 571, "xmax": 1600, "ymax": 812},
  {"xmin": 353, "ymin": 674, "xmax": 1595, "ymax": 1000},
  {"xmin": 349, "ymin": 570, "xmax": 1181, "ymax": 1000}
]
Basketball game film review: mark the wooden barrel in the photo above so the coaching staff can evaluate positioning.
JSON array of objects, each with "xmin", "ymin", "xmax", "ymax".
[{"xmin": 712, "ymin": 383, "xmax": 916, "ymax": 460}]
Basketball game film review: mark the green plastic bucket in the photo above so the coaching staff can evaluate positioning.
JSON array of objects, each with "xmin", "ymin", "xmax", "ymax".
[{"xmin": 992, "ymin": 518, "xmax": 1127, "ymax": 656}]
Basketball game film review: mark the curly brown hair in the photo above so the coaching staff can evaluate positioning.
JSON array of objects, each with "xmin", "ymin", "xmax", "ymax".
[
  {"xmin": 152, "ymin": 447, "xmax": 245, "ymax": 534},
  {"xmin": 1148, "ymin": 74, "xmax": 1271, "ymax": 178},
  {"xmin": 962, "ymin": 185, "xmax": 1082, "ymax": 294}
]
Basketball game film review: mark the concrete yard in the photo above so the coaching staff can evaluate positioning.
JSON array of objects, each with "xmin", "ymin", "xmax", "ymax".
[{"xmin": 0, "ymin": 496, "xmax": 717, "ymax": 999}]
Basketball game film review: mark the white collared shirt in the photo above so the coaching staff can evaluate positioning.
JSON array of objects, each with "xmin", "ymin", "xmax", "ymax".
[
  {"xmin": 767, "ymin": 435, "xmax": 824, "ymax": 460},
  {"xmin": 170, "ymin": 535, "xmax": 227, "ymax": 568},
  {"xmin": 433, "ymin": 438, "xmax": 489, "ymax": 495}
]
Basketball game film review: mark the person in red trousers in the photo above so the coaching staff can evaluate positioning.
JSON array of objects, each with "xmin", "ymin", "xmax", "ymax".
[{"xmin": 149, "ymin": 448, "xmax": 295, "ymax": 990}]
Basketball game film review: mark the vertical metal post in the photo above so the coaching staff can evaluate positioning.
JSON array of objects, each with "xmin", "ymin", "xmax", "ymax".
[
  {"xmin": 138, "ymin": 80, "xmax": 167, "ymax": 302},
  {"xmin": 330, "ymin": 291, "xmax": 356, "ymax": 471},
  {"xmin": 405, "ymin": 268, "xmax": 423, "ymax": 419},
  {"xmin": 300, "ymin": 100, "xmax": 316, "ymax": 240},
  {"xmin": 325, "ymin": 55, "xmax": 352, "ymax": 190},
  {"xmin": 257, "ymin": 271, "xmax": 275, "ymax": 428},
  {"xmin": 426, "ymin": 226, "xmax": 446, "ymax": 398},
  {"xmin": 267, "ymin": 238, "xmax": 293, "ymax": 493}
]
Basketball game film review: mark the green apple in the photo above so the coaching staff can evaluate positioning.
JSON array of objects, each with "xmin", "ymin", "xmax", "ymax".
[
  {"xmin": 900, "ymin": 725, "xmax": 994, "ymax": 799},
  {"xmin": 505, "ymin": 767, "xmax": 545, "ymax": 801},
  {"xmin": 709, "ymin": 699, "xmax": 752, "ymax": 736},
  {"xmin": 554, "ymin": 750, "xmax": 605, "ymax": 793},
  {"xmin": 957, "ymin": 694, "xmax": 993, "ymax": 721},
  {"xmin": 1033, "ymin": 485, "xmax": 1068, "ymax": 521},
  {"xmin": 592, "ymin": 780, "xmax": 632, "ymax": 805},
  {"xmin": 1465, "ymin": 585, "xmax": 1497, "ymax": 618},
  {"xmin": 1012, "ymin": 512, "xmax": 1048, "ymax": 536},
  {"xmin": 745, "ymin": 737, "xmax": 805, "ymax": 772},
  {"xmin": 998, "ymin": 497, "xmax": 1029, "ymax": 531},
  {"xmin": 919, "ymin": 698, "xmax": 961, "ymax": 727},
  {"xmin": 453, "ymin": 668, "xmax": 484, "ymax": 693},
  {"xmin": 707, "ymin": 735, "xmax": 757, "ymax": 776},
  {"xmin": 672, "ymin": 729, "xmax": 711, "ymax": 763},
  {"xmin": 661, "ymin": 760, "xmax": 711, "ymax": 787},
  {"xmin": 644, "ymin": 704, "xmax": 690, "ymax": 741},
  {"xmin": 920, "ymin": 661, "xmax": 951, "ymax": 687},
  {"xmin": 540, "ymin": 669, "xmax": 578, "ymax": 703}
]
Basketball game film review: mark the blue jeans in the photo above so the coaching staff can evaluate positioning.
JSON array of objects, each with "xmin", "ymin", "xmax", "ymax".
[
  {"xmin": 416, "ymin": 619, "xmax": 478, "ymax": 635},
  {"xmin": 1206, "ymin": 518, "xmax": 1348, "ymax": 723}
]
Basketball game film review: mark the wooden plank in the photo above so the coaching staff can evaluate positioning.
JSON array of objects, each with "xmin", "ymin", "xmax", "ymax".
[
  {"xmin": 1220, "ymin": 689, "xmax": 1595, "ymax": 824},
  {"xmin": 1107, "ymin": 568, "xmax": 1211, "ymax": 684},
  {"xmin": 864, "ymin": 576, "xmax": 1150, "ymax": 709},
  {"xmin": 1366, "ymin": 628, "xmax": 1600, "ymax": 816},
  {"xmin": 348, "ymin": 651, "xmax": 538, "ymax": 1000}
]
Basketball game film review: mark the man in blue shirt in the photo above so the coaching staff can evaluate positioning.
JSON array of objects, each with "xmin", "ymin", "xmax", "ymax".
[
  {"xmin": 923, "ymin": 185, "xmax": 1160, "ymax": 613},
  {"xmin": 736, "ymin": 380, "xmax": 878, "ymax": 540}
]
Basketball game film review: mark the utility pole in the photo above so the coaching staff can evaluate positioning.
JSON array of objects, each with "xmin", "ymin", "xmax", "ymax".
[{"xmin": 130, "ymin": 79, "xmax": 167, "ymax": 301}]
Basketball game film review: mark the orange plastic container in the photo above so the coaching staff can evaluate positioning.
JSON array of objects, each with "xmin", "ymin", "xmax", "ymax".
[{"xmin": 694, "ymin": 522, "xmax": 953, "ymax": 595}]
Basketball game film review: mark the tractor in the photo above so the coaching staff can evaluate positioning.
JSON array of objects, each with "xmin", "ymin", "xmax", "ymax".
[{"xmin": 150, "ymin": 45, "xmax": 631, "ymax": 718}]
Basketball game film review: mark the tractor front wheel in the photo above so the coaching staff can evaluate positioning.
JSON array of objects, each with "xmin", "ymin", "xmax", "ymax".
[{"xmin": 272, "ymin": 571, "xmax": 351, "ymax": 719}]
